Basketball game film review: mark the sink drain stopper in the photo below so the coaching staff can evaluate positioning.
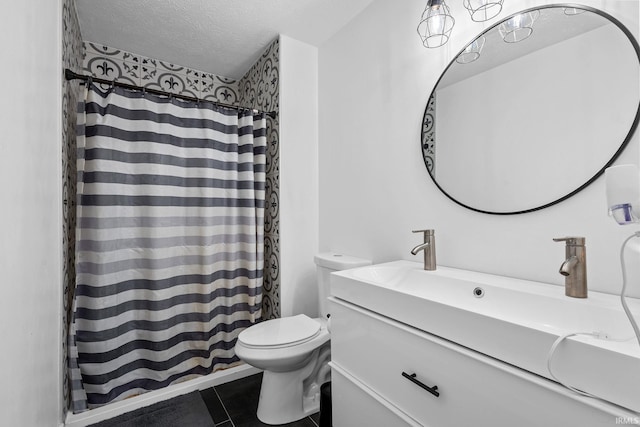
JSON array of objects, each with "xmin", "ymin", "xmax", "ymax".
[{"xmin": 473, "ymin": 287, "xmax": 485, "ymax": 298}]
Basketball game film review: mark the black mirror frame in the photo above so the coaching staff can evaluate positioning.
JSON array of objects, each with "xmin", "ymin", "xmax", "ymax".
[{"xmin": 421, "ymin": 3, "xmax": 640, "ymax": 215}]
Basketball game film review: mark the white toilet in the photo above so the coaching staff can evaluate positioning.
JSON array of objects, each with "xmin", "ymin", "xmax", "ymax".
[{"xmin": 234, "ymin": 252, "xmax": 371, "ymax": 425}]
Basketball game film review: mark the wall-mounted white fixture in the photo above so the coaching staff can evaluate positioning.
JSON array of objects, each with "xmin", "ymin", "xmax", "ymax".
[
  {"xmin": 605, "ymin": 164, "xmax": 640, "ymax": 225},
  {"xmin": 456, "ymin": 36, "xmax": 486, "ymax": 63},
  {"xmin": 463, "ymin": 0, "xmax": 504, "ymax": 22},
  {"xmin": 498, "ymin": 10, "xmax": 540, "ymax": 43},
  {"xmin": 417, "ymin": 0, "xmax": 456, "ymax": 48}
]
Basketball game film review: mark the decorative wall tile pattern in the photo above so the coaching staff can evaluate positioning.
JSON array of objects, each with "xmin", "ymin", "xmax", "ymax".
[
  {"xmin": 83, "ymin": 42, "xmax": 240, "ymax": 104},
  {"xmin": 239, "ymin": 39, "xmax": 280, "ymax": 320},
  {"xmin": 62, "ymin": 0, "xmax": 83, "ymax": 416},
  {"xmin": 422, "ymin": 94, "xmax": 436, "ymax": 174},
  {"xmin": 84, "ymin": 54, "xmax": 138, "ymax": 86},
  {"xmin": 201, "ymin": 73, "xmax": 239, "ymax": 105}
]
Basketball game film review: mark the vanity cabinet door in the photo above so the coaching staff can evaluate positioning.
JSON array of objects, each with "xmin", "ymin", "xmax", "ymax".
[
  {"xmin": 331, "ymin": 363, "xmax": 419, "ymax": 427},
  {"xmin": 329, "ymin": 298, "xmax": 622, "ymax": 427}
]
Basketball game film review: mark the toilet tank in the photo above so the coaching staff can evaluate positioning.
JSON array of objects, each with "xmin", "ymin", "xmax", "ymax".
[{"xmin": 314, "ymin": 253, "xmax": 371, "ymax": 318}]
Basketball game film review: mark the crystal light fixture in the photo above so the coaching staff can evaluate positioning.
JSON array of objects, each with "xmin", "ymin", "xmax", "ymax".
[
  {"xmin": 498, "ymin": 10, "xmax": 540, "ymax": 43},
  {"xmin": 417, "ymin": 0, "xmax": 455, "ymax": 48},
  {"xmin": 456, "ymin": 36, "xmax": 486, "ymax": 64},
  {"xmin": 463, "ymin": 0, "xmax": 504, "ymax": 22}
]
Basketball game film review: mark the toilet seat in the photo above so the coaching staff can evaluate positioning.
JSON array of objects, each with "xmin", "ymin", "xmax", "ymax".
[{"xmin": 238, "ymin": 314, "xmax": 321, "ymax": 349}]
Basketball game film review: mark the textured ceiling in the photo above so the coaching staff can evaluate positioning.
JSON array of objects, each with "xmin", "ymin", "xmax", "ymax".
[{"xmin": 75, "ymin": 0, "xmax": 376, "ymax": 80}]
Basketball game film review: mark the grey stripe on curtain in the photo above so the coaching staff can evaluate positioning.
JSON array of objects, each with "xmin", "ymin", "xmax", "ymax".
[{"xmin": 68, "ymin": 83, "xmax": 266, "ymax": 410}]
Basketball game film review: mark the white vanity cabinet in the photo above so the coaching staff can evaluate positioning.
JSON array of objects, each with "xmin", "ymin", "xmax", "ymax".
[{"xmin": 329, "ymin": 297, "xmax": 632, "ymax": 427}]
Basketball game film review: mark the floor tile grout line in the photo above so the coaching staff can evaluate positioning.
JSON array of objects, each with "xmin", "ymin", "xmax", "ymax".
[{"xmin": 213, "ymin": 385, "xmax": 236, "ymax": 427}]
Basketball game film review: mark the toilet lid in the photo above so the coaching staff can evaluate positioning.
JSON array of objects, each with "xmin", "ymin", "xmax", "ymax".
[{"xmin": 239, "ymin": 314, "xmax": 321, "ymax": 348}]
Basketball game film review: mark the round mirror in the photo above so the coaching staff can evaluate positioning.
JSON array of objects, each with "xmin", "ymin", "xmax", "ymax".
[{"xmin": 422, "ymin": 4, "xmax": 640, "ymax": 214}]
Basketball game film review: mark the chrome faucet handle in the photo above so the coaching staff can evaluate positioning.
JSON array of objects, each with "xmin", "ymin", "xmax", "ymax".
[
  {"xmin": 553, "ymin": 237, "xmax": 585, "ymax": 245},
  {"xmin": 413, "ymin": 229, "xmax": 435, "ymax": 235}
]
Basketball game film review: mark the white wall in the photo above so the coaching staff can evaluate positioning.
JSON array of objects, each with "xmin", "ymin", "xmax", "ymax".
[
  {"xmin": 0, "ymin": 1, "xmax": 63, "ymax": 426},
  {"xmin": 279, "ymin": 35, "xmax": 320, "ymax": 317},
  {"xmin": 319, "ymin": 0, "xmax": 640, "ymax": 296}
]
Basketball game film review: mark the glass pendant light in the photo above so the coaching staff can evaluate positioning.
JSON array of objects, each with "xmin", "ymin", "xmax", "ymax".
[
  {"xmin": 417, "ymin": 0, "xmax": 455, "ymax": 48},
  {"xmin": 563, "ymin": 7, "xmax": 586, "ymax": 16},
  {"xmin": 498, "ymin": 10, "xmax": 540, "ymax": 43},
  {"xmin": 456, "ymin": 36, "xmax": 485, "ymax": 64},
  {"xmin": 463, "ymin": 0, "xmax": 504, "ymax": 22}
]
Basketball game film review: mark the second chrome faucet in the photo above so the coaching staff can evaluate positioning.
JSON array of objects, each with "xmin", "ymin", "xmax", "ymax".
[{"xmin": 411, "ymin": 229, "xmax": 436, "ymax": 270}]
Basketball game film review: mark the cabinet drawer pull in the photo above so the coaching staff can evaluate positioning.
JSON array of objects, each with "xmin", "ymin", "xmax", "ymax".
[{"xmin": 401, "ymin": 372, "xmax": 440, "ymax": 397}]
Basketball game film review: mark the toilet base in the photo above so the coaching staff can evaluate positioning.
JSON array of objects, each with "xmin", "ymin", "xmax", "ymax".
[
  {"xmin": 256, "ymin": 368, "xmax": 319, "ymax": 425},
  {"xmin": 256, "ymin": 344, "xmax": 331, "ymax": 425}
]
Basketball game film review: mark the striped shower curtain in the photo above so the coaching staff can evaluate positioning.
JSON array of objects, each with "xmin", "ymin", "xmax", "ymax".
[{"xmin": 69, "ymin": 83, "xmax": 266, "ymax": 409}]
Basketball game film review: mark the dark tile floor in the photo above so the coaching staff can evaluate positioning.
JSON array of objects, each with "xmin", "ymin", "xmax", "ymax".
[{"xmin": 201, "ymin": 373, "xmax": 320, "ymax": 427}]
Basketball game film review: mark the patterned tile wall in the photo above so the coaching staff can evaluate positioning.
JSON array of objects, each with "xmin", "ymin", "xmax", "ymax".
[
  {"xmin": 238, "ymin": 39, "xmax": 280, "ymax": 320},
  {"xmin": 62, "ymin": 0, "xmax": 83, "ymax": 416},
  {"xmin": 83, "ymin": 42, "xmax": 240, "ymax": 105},
  {"xmin": 422, "ymin": 94, "xmax": 436, "ymax": 175}
]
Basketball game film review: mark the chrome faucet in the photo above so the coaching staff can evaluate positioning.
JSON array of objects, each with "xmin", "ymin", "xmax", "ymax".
[
  {"xmin": 411, "ymin": 229, "xmax": 436, "ymax": 271},
  {"xmin": 553, "ymin": 236, "xmax": 587, "ymax": 298}
]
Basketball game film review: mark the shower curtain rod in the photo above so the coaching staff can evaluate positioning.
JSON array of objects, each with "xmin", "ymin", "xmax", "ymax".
[{"xmin": 64, "ymin": 68, "xmax": 277, "ymax": 119}]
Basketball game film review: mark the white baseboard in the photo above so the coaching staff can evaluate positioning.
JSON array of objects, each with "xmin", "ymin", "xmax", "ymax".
[{"xmin": 64, "ymin": 364, "xmax": 261, "ymax": 427}]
